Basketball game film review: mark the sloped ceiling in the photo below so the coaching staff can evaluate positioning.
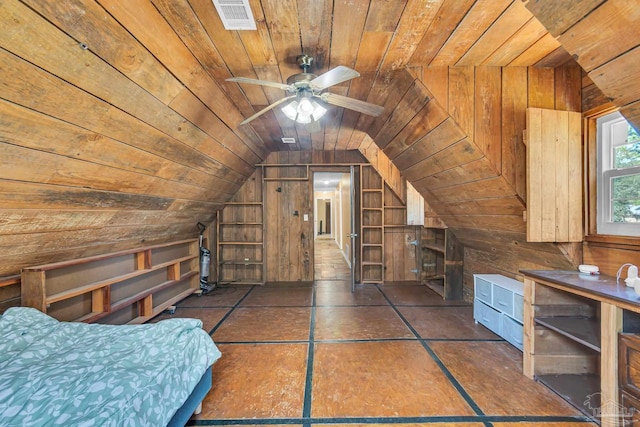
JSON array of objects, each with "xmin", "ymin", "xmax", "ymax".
[{"xmin": 1, "ymin": 0, "xmax": 637, "ymax": 274}]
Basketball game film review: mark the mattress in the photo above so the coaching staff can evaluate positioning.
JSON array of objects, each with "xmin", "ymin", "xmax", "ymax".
[{"xmin": 0, "ymin": 307, "xmax": 221, "ymax": 427}]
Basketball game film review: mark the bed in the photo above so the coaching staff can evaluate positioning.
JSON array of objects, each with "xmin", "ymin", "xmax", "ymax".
[{"xmin": 0, "ymin": 307, "xmax": 221, "ymax": 427}]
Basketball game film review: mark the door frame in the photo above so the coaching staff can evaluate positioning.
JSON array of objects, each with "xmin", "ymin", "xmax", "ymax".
[{"xmin": 311, "ymin": 167, "xmax": 358, "ymax": 282}]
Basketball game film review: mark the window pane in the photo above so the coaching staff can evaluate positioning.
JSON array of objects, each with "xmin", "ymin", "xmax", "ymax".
[
  {"xmin": 612, "ymin": 173, "xmax": 640, "ymax": 223},
  {"xmin": 613, "ymin": 126, "xmax": 640, "ymax": 168}
]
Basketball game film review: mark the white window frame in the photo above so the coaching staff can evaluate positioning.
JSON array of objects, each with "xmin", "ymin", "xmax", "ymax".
[{"xmin": 596, "ymin": 111, "xmax": 640, "ymax": 236}]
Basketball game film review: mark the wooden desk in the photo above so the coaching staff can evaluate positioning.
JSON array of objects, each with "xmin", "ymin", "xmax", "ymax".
[{"xmin": 521, "ymin": 270, "xmax": 640, "ymax": 427}]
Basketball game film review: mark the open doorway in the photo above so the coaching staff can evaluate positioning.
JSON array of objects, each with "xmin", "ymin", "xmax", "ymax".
[{"xmin": 313, "ymin": 171, "xmax": 352, "ymax": 281}]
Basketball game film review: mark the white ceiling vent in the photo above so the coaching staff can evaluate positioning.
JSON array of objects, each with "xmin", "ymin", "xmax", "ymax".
[
  {"xmin": 212, "ymin": 0, "xmax": 257, "ymax": 31},
  {"xmin": 281, "ymin": 137, "xmax": 296, "ymax": 144}
]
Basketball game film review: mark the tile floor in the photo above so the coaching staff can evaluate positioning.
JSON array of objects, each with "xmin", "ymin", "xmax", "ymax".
[{"xmin": 152, "ymin": 239, "xmax": 597, "ymax": 427}]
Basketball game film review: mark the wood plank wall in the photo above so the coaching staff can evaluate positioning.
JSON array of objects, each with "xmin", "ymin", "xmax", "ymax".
[
  {"xmin": 377, "ymin": 65, "xmax": 582, "ymax": 299},
  {"xmin": 525, "ymin": 0, "xmax": 640, "ymax": 130},
  {"xmin": 0, "ymin": 0, "xmax": 264, "ymax": 277},
  {"xmin": 262, "ymin": 151, "xmax": 365, "ymax": 282}
]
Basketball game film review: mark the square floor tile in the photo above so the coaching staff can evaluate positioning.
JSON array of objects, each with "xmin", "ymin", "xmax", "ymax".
[
  {"xmin": 398, "ymin": 306, "xmax": 499, "ymax": 340},
  {"xmin": 148, "ymin": 307, "xmax": 229, "ymax": 333},
  {"xmin": 178, "ymin": 285, "xmax": 252, "ymax": 307},
  {"xmin": 311, "ymin": 341, "xmax": 475, "ymax": 417},
  {"xmin": 314, "ymin": 280, "xmax": 352, "ymax": 288},
  {"xmin": 315, "ymin": 285, "xmax": 388, "ymax": 306},
  {"xmin": 194, "ymin": 343, "xmax": 308, "ymax": 419},
  {"xmin": 430, "ymin": 341, "xmax": 583, "ymax": 416},
  {"xmin": 379, "ymin": 285, "xmax": 468, "ymax": 306},
  {"xmin": 212, "ymin": 307, "xmax": 311, "ymax": 342},
  {"xmin": 314, "ymin": 306, "xmax": 414, "ymax": 340},
  {"xmin": 240, "ymin": 286, "xmax": 313, "ymax": 306}
]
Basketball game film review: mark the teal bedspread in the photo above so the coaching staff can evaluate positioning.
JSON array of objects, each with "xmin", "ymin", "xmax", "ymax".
[{"xmin": 0, "ymin": 307, "xmax": 221, "ymax": 427}]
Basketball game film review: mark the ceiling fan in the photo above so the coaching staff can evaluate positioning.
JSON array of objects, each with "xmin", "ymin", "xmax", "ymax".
[{"xmin": 226, "ymin": 54, "xmax": 384, "ymax": 125}]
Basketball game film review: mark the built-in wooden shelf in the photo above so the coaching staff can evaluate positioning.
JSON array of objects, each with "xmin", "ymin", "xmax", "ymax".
[
  {"xmin": 219, "ymin": 260, "xmax": 263, "ymax": 265},
  {"xmin": 218, "ymin": 241, "xmax": 263, "ymax": 245},
  {"xmin": 535, "ymin": 316, "xmax": 601, "ymax": 352},
  {"xmin": 521, "ymin": 269, "xmax": 640, "ymax": 425},
  {"xmin": 216, "ymin": 172, "xmax": 265, "ymax": 286},
  {"xmin": 537, "ymin": 374, "xmax": 600, "ymax": 417},
  {"xmin": 360, "ymin": 165, "xmax": 385, "ymax": 284},
  {"xmin": 425, "ymin": 279, "xmax": 445, "ymax": 297},
  {"xmin": 420, "ymin": 228, "xmax": 462, "ymax": 300},
  {"xmin": 21, "ymin": 239, "xmax": 199, "ymax": 324},
  {"xmin": 422, "ymin": 242, "xmax": 445, "ymax": 253}
]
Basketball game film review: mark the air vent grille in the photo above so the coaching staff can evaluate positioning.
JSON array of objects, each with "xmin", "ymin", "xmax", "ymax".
[
  {"xmin": 281, "ymin": 137, "xmax": 296, "ymax": 144},
  {"xmin": 212, "ymin": 0, "xmax": 257, "ymax": 31}
]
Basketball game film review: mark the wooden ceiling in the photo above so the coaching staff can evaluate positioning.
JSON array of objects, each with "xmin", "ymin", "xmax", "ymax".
[
  {"xmin": 3, "ymin": 0, "xmax": 637, "ymax": 276},
  {"xmin": 102, "ymin": 0, "xmax": 570, "ymax": 152}
]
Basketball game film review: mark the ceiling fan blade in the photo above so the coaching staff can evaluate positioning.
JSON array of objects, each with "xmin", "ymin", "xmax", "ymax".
[
  {"xmin": 240, "ymin": 96, "xmax": 296, "ymax": 125},
  {"xmin": 226, "ymin": 77, "xmax": 292, "ymax": 91},
  {"xmin": 310, "ymin": 66, "xmax": 360, "ymax": 90},
  {"xmin": 321, "ymin": 93, "xmax": 384, "ymax": 117}
]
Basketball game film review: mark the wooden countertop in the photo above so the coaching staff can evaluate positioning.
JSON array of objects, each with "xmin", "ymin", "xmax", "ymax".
[{"xmin": 520, "ymin": 269, "xmax": 640, "ymax": 311}]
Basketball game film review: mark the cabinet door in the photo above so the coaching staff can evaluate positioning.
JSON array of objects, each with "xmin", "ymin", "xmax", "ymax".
[
  {"xmin": 526, "ymin": 108, "xmax": 582, "ymax": 242},
  {"xmin": 620, "ymin": 334, "xmax": 640, "ymax": 397}
]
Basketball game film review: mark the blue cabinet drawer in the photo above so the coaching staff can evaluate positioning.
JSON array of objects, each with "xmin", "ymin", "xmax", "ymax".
[
  {"xmin": 493, "ymin": 285, "xmax": 514, "ymax": 317},
  {"xmin": 474, "ymin": 298, "xmax": 501, "ymax": 336},
  {"xmin": 501, "ymin": 315, "xmax": 523, "ymax": 351},
  {"xmin": 475, "ymin": 277, "xmax": 492, "ymax": 304}
]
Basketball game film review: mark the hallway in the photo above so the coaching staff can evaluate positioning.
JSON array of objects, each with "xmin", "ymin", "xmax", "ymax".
[
  {"xmin": 313, "ymin": 237, "xmax": 351, "ymax": 281},
  {"xmin": 152, "ymin": 279, "xmax": 597, "ymax": 426}
]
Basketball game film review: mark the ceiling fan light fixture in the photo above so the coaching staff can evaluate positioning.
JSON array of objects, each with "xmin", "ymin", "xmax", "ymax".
[{"xmin": 281, "ymin": 96, "xmax": 327, "ymax": 124}]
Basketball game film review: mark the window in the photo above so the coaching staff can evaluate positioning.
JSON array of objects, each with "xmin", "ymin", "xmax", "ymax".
[{"xmin": 597, "ymin": 111, "xmax": 640, "ymax": 236}]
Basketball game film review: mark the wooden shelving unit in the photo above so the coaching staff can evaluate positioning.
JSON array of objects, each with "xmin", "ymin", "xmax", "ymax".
[
  {"xmin": 21, "ymin": 239, "xmax": 200, "ymax": 324},
  {"xmin": 521, "ymin": 270, "xmax": 640, "ymax": 426},
  {"xmin": 420, "ymin": 227, "xmax": 463, "ymax": 299},
  {"xmin": 216, "ymin": 201, "xmax": 265, "ymax": 285},
  {"xmin": 525, "ymin": 280, "xmax": 601, "ymax": 417},
  {"xmin": 360, "ymin": 165, "xmax": 384, "ymax": 284},
  {"xmin": 0, "ymin": 274, "xmax": 21, "ymax": 312}
]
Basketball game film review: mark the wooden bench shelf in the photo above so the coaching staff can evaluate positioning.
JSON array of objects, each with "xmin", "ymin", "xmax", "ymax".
[{"xmin": 21, "ymin": 239, "xmax": 200, "ymax": 324}]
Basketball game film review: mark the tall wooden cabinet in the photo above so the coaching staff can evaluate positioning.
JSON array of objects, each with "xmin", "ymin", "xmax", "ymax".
[{"xmin": 421, "ymin": 227, "xmax": 463, "ymax": 299}]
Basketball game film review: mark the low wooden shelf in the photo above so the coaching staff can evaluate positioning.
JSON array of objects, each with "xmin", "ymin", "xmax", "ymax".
[
  {"xmin": 21, "ymin": 239, "xmax": 200, "ymax": 324},
  {"xmin": 421, "ymin": 228, "xmax": 462, "ymax": 300},
  {"xmin": 521, "ymin": 269, "xmax": 640, "ymax": 426}
]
